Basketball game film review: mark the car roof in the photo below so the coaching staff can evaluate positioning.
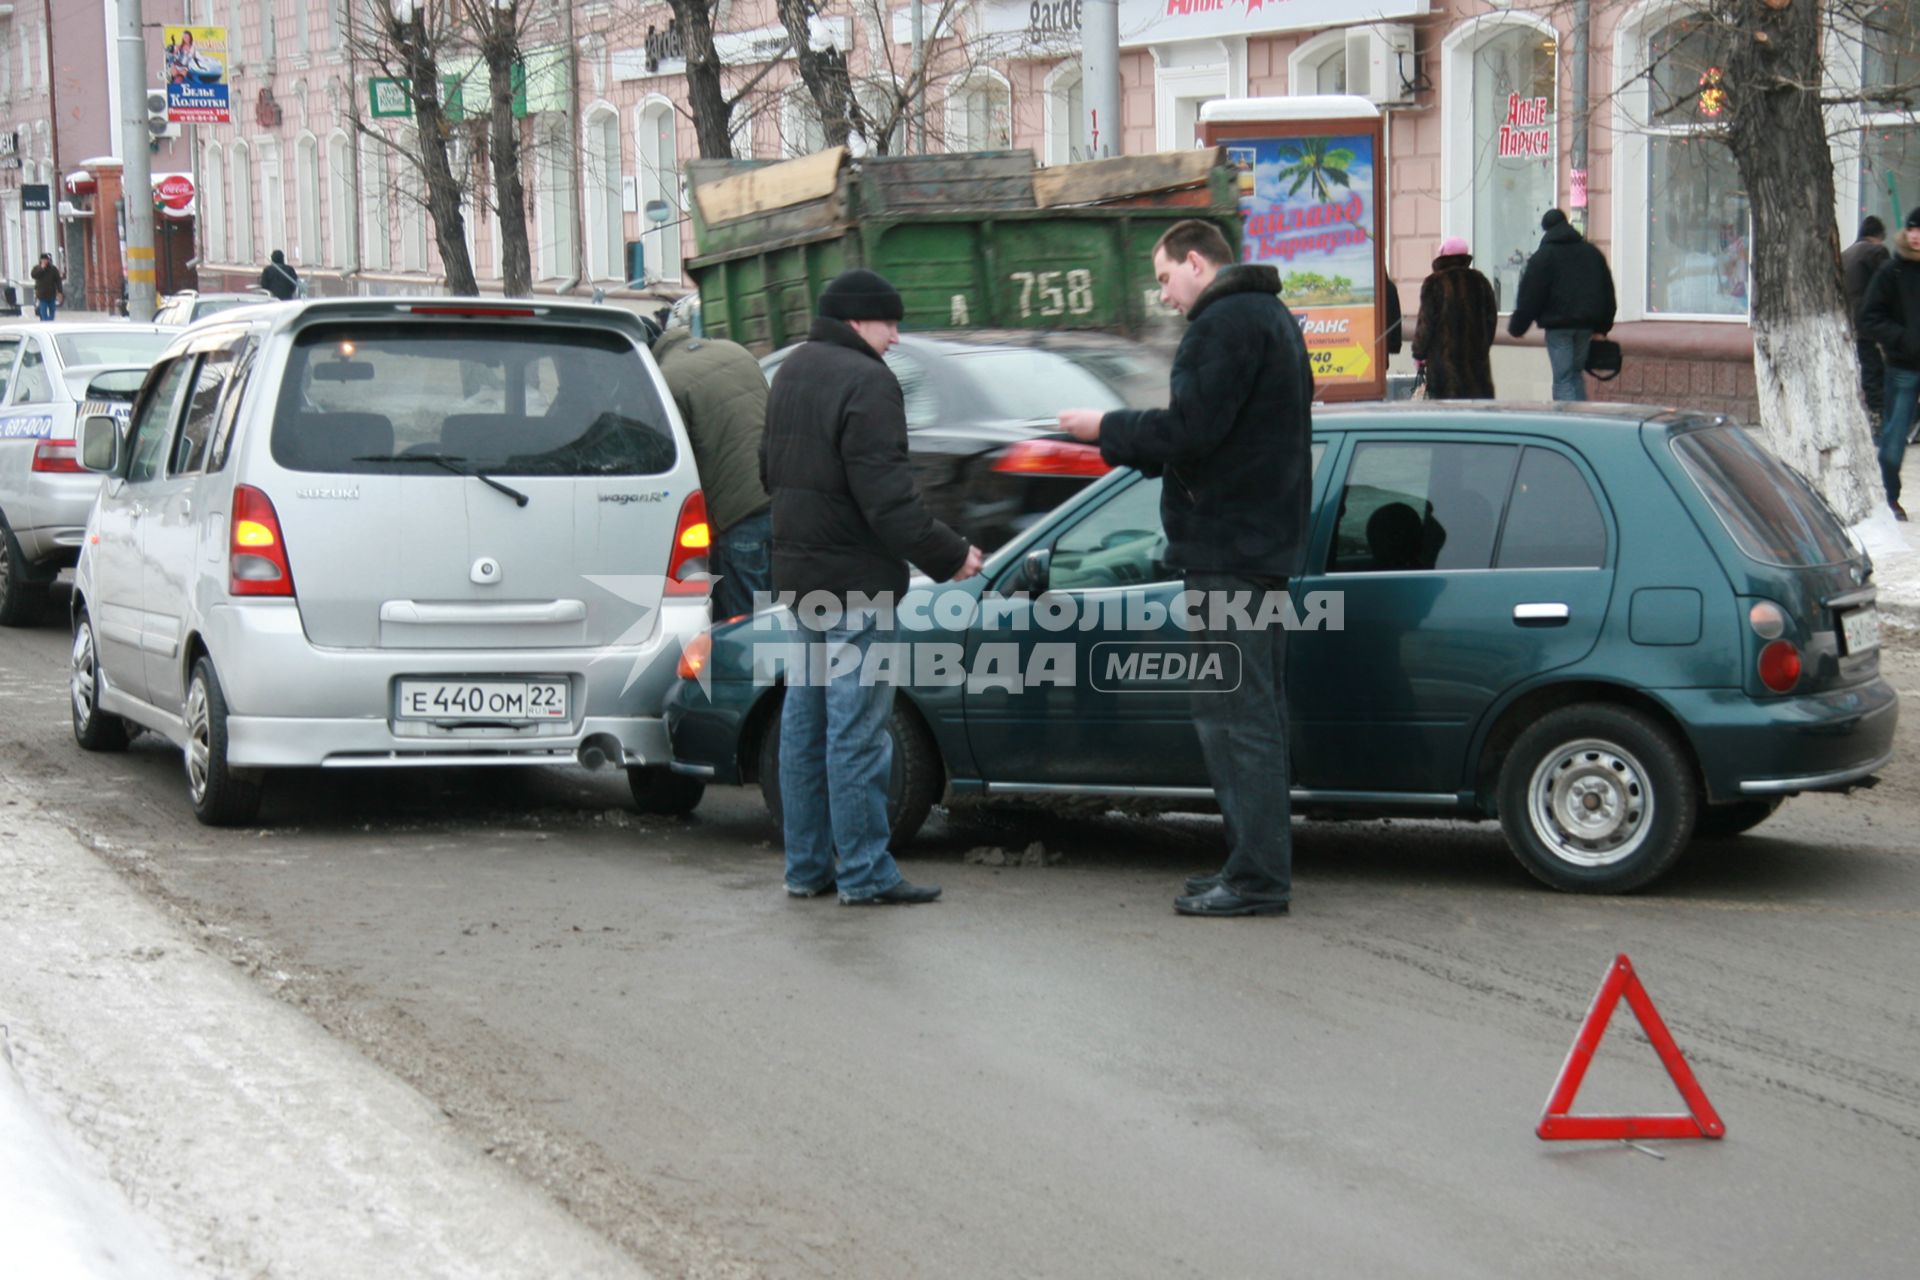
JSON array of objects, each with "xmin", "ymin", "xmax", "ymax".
[{"xmin": 1314, "ymin": 400, "xmax": 1709, "ymax": 435}]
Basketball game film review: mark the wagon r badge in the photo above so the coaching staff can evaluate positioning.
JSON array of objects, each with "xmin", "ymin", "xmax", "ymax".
[{"xmin": 600, "ymin": 491, "xmax": 669, "ymax": 505}]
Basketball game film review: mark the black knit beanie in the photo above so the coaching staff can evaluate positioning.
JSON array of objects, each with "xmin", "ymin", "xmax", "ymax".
[
  {"xmin": 1541, "ymin": 208, "xmax": 1568, "ymax": 231},
  {"xmin": 818, "ymin": 268, "xmax": 905, "ymax": 322}
]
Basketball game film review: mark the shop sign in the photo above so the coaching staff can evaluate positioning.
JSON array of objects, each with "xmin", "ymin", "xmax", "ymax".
[
  {"xmin": 155, "ymin": 174, "xmax": 195, "ymax": 211},
  {"xmin": 1497, "ymin": 94, "xmax": 1551, "ymax": 158},
  {"xmin": 164, "ymin": 26, "xmax": 231, "ymax": 123},
  {"xmin": 23, "ymin": 183, "xmax": 51, "ymax": 212}
]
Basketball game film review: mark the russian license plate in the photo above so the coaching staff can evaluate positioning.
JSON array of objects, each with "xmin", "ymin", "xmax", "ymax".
[
  {"xmin": 1841, "ymin": 606, "xmax": 1880, "ymax": 656},
  {"xmin": 396, "ymin": 679, "xmax": 569, "ymax": 721}
]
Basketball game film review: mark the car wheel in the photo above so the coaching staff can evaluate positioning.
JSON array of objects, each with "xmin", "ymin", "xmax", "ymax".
[
  {"xmin": 0, "ymin": 525, "xmax": 48, "ymax": 627},
  {"xmin": 628, "ymin": 765, "xmax": 705, "ymax": 816},
  {"xmin": 184, "ymin": 657, "xmax": 262, "ymax": 827},
  {"xmin": 758, "ymin": 697, "xmax": 943, "ymax": 849},
  {"xmin": 70, "ymin": 608, "xmax": 130, "ymax": 752},
  {"xmin": 1692, "ymin": 798, "xmax": 1782, "ymax": 840},
  {"xmin": 1496, "ymin": 704, "xmax": 1696, "ymax": 893}
]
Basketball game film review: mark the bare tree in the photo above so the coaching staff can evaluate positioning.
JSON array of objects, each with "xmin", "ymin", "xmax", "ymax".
[{"xmin": 462, "ymin": 0, "xmax": 537, "ymax": 296}]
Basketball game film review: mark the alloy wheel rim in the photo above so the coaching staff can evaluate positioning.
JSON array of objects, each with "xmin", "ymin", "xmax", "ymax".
[
  {"xmin": 71, "ymin": 624, "xmax": 95, "ymax": 729},
  {"xmin": 1527, "ymin": 737, "xmax": 1654, "ymax": 868},
  {"xmin": 185, "ymin": 678, "xmax": 211, "ymax": 803}
]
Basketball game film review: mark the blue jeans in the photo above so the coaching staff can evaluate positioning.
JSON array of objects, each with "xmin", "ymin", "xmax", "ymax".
[
  {"xmin": 34, "ymin": 300, "xmax": 55, "ymax": 321},
  {"xmin": 779, "ymin": 617, "xmax": 903, "ymax": 901},
  {"xmin": 1544, "ymin": 329, "xmax": 1592, "ymax": 402},
  {"xmin": 1880, "ymin": 365, "xmax": 1920, "ymax": 506},
  {"xmin": 708, "ymin": 508, "xmax": 771, "ymax": 621},
  {"xmin": 1186, "ymin": 572, "xmax": 1292, "ymax": 903}
]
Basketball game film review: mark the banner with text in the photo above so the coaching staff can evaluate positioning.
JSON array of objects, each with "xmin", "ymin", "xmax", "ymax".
[{"xmin": 164, "ymin": 26, "xmax": 230, "ymax": 123}]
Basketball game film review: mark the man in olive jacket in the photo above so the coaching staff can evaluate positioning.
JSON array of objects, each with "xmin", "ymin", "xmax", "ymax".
[
  {"xmin": 652, "ymin": 318, "xmax": 773, "ymax": 619},
  {"xmin": 761, "ymin": 268, "xmax": 982, "ymax": 906},
  {"xmin": 1061, "ymin": 219, "xmax": 1313, "ymax": 918}
]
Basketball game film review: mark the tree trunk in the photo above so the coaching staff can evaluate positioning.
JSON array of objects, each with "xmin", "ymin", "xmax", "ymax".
[
  {"xmin": 777, "ymin": 0, "xmax": 861, "ymax": 149},
  {"xmin": 1718, "ymin": 0, "xmax": 1884, "ymax": 521},
  {"xmin": 485, "ymin": 35, "xmax": 533, "ymax": 297},
  {"xmin": 668, "ymin": 0, "xmax": 735, "ymax": 159},
  {"xmin": 401, "ymin": 20, "xmax": 478, "ymax": 295}
]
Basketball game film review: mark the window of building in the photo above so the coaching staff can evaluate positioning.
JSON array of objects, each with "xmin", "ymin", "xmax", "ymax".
[
  {"xmin": 637, "ymin": 99, "xmax": 681, "ymax": 284},
  {"xmin": 534, "ymin": 117, "xmax": 577, "ymax": 280},
  {"xmin": 327, "ymin": 131, "xmax": 353, "ymax": 268},
  {"xmin": 947, "ymin": 74, "xmax": 1011, "ymax": 152},
  {"xmin": 258, "ymin": 139, "xmax": 286, "ymax": 267},
  {"xmin": 1290, "ymin": 30, "xmax": 1348, "ymax": 96},
  {"xmin": 395, "ymin": 129, "xmax": 429, "ymax": 273},
  {"xmin": 1472, "ymin": 26, "xmax": 1557, "ymax": 312},
  {"xmin": 1045, "ymin": 62, "xmax": 1087, "ymax": 165},
  {"xmin": 1856, "ymin": 1, "xmax": 1920, "ymax": 228},
  {"xmin": 297, "ymin": 135, "xmax": 321, "ymax": 265},
  {"xmin": 584, "ymin": 107, "xmax": 624, "ymax": 280},
  {"xmin": 361, "ymin": 134, "xmax": 391, "ymax": 271},
  {"xmin": 203, "ymin": 143, "xmax": 227, "ymax": 262},
  {"xmin": 783, "ymin": 87, "xmax": 828, "ymax": 158},
  {"xmin": 230, "ymin": 141, "xmax": 255, "ymax": 265}
]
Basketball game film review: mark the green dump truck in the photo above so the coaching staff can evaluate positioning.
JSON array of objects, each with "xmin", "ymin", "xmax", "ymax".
[{"xmin": 683, "ymin": 147, "xmax": 1241, "ymax": 353}]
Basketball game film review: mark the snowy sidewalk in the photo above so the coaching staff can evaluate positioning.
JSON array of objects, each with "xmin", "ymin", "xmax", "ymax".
[{"xmin": 0, "ymin": 772, "xmax": 644, "ymax": 1280}]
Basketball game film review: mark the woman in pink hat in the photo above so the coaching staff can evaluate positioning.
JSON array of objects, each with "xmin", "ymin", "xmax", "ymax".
[{"xmin": 1411, "ymin": 235, "xmax": 1498, "ymax": 399}]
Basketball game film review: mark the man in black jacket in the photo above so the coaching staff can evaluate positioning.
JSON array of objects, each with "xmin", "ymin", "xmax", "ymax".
[
  {"xmin": 1508, "ymin": 209, "xmax": 1617, "ymax": 401},
  {"xmin": 1060, "ymin": 219, "xmax": 1313, "ymax": 918},
  {"xmin": 1843, "ymin": 216, "xmax": 1889, "ymax": 423},
  {"xmin": 762, "ymin": 268, "xmax": 983, "ymax": 904},
  {"xmin": 1858, "ymin": 206, "xmax": 1920, "ymax": 520}
]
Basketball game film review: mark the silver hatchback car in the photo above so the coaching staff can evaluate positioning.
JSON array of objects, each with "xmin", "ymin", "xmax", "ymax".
[{"xmin": 70, "ymin": 299, "xmax": 712, "ymax": 825}]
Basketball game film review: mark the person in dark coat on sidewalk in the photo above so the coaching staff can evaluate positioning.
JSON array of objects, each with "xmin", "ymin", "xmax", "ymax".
[
  {"xmin": 1843, "ymin": 215, "xmax": 1891, "ymax": 424},
  {"xmin": 1412, "ymin": 236, "xmax": 1498, "ymax": 400},
  {"xmin": 761, "ymin": 268, "xmax": 983, "ymax": 905},
  {"xmin": 1508, "ymin": 209, "xmax": 1617, "ymax": 401},
  {"xmin": 260, "ymin": 250, "xmax": 300, "ymax": 301},
  {"xmin": 1059, "ymin": 219, "xmax": 1313, "ymax": 919},
  {"xmin": 30, "ymin": 254, "xmax": 63, "ymax": 321},
  {"xmin": 1857, "ymin": 206, "xmax": 1920, "ymax": 520}
]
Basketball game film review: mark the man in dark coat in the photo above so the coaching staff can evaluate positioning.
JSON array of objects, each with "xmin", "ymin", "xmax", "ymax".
[
  {"xmin": 1843, "ymin": 215, "xmax": 1890, "ymax": 424},
  {"xmin": 1508, "ymin": 209, "xmax": 1617, "ymax": 401},
  {"xmin": 761, "ymin": 268, "xmax": 983, "ymax": 904},
  {"xmin": 1412, "ymin": 235, "xmax": 1498, "ymax": 400},
  {"xmin": 1060, "ymin": 218, "xmax": 1313, "ymax": 918},
  {"xmin": 30, "ymin": 254, "xmax": 63, "ymax": 321},
  {"xmin": 260, "ymin": 250, "xmax": 299, "ymax": 301},
  {"xmin": 1857, "ymin": 206, "xmax": 1920, "ymax": 520},
  {"xmin": 651, "ymin": 315, "xmax": 772, "ymax": 620}
]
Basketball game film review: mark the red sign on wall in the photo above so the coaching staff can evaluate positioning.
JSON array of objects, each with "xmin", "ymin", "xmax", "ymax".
[
  {"xmin": 1498, "ymin": 94, "xmax": 1552, "ymax": 159},
  {"xmin": 155, "ymin": 174, "xmax": 196, "ymax": 211}
]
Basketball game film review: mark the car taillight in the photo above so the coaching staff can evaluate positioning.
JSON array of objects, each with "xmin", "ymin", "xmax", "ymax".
[
  {"xmin": 991, "ymin": 438, "xmax": 1112, "ymax": 478},
  {"xmin": 666, "ymin": 490, "xmax": 710, "ymax": 596},
  {"xmin": 678, "ymin": 630, "xmax": 713, "ymax": 680},
  {"xmin": 31, "ymin": 438, "xmax": 86, "ymax": 473},
  {"xmin": 1758, "ymin": 639, "xmax": 1801, "ymax": 693},
  {"xmin": 229, "ymin": 485, "xmax": 295, "ymax": 597},
  {"xmin": 401, "ymin": 304, "xmax": 541, "ymax": 318}
]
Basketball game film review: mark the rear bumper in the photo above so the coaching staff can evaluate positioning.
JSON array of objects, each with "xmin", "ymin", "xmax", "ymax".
[
  {"xmin": 226, "ymin": 713, "xmax": 670, "ymax": 770},
  {"xmin": 663, "ymin": 679, "xmax": 756, "ymax": 785},
  {"xmin": 1662, "ymin": 679, "xmax": 1899, "ymax": 803}
]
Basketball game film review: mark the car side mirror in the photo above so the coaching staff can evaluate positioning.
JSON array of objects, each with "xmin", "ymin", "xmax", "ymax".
[
  {"xmin": 1021, "ymin": 548, "xmax": 1052, "ymax": 594},
  {"xmin": 79, "ymin": 414, "xmax": 121, "ymax": 473}
]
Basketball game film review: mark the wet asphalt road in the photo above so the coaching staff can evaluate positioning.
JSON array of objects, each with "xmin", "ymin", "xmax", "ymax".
[{"xmin": 4, "ymin": 596, "xmax": 1919, "ymax": 1279}]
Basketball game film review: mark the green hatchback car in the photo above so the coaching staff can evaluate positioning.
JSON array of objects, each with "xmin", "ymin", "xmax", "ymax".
[{"xmin": 664, "ymin": 403, "xmax": 1896, "ymax": 893}]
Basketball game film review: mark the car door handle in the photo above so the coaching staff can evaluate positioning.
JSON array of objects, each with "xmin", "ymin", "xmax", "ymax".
[{"xmin": 1514, "ymin": 602, "xmax": 1570, "ymax": 625}]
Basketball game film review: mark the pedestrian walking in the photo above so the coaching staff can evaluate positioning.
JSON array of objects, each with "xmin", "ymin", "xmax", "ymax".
[
  {"xmin": 30, "ymin": 254, "xmax": 63, "ymax": 322},
  {"xmin": 1857, "ymin": 206, "xmax": 1920, "ymax": 521},
  {"xmin": 650, "ymin": 307, "xmax": 774, "ymax": 621},
  {"xmin": 761, "ymin": 268, "xmax": 983, "ymax": 905},
  {"xmin": 260, "ymin": 250, "xmax": 300, "ymax": 301},
  {"xmin": 1843, "ymin": 215, "xmax": 1891, "ymax": 425},
  {"xmin": 1507, "ymin": 209, "xmax": 1617, "ymax": 401},
  {"xmin": 1411, "ymin": 236, "xmax": 1498, "ymax": 400},
  {"xmin": 1059, "ymin": 219, "xmax": 1313, "ymax": 918}
]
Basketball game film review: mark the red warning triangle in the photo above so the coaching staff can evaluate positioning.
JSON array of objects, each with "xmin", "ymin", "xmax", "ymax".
[{"xmin": 1536, "ymin": 954, "xmax": 1725, "ymax": 1141}]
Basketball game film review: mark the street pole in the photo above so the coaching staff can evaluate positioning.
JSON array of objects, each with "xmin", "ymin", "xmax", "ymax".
[
  {"xmin": 1571, "ymin": 0, "xmax": 1591, "ymax": 237},
  {"xmin": 910, "ymin": 0, "xmax": 924, "ymax": 154},
  {"xmin": 117, "ymin": 0, "xmax": 157, "ymax": 320},
  {"xmin": 1082, "ymin": 0, "xmax": 1121, "ymax": 159}
]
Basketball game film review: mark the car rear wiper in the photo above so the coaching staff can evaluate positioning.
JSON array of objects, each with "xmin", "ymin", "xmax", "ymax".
[{"xmin": 354, "ymin": 453, "xmax": 530, "ymax": 507}]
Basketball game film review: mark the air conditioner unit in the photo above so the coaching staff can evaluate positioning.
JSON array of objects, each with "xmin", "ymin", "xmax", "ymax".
[
  {"xmin": 146, "ymin": 88, "xmax": 181, "ymax": 141},
  {"xmin": 1345, "ymin": 24, "xmax": 1417, "ymax": 106}
]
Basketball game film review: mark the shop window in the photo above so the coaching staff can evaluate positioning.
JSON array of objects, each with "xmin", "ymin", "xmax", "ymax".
[
  {"xmin": 1640, "ymin": 16, "xmax": 1748, "ymax": 317},
  {"xmin": 1470, "ymin": 26, "xmax": 1557, "ymax": 312}
]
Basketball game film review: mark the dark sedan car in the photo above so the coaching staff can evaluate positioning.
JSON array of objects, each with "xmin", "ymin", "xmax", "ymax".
[
  {"xmin": 761, "ymin": 329, "xmax": 1171, "ymax": 553},
  {"xmin": 665, "ymin": 402, "xmax": 1896, "ymax": 895}
]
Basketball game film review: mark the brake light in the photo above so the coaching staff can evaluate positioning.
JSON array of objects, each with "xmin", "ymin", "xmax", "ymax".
[
  {"xmin": 991, "ymin": 438, "xmax": 1112, "ymax": 478},
  {"xmin": 678, "ymin": 630, "xmax": 713, "ymax": 680},
  {"xmin": 31, "ymin": 438, "xmax": 86, "ymax": 473},
  {"xmin": 1758, "ymin": 639, "xmax": 1801, "ymax": 693},
  {"xmin": 229, "ymin": 485, "xmax": 295, "ymax": 597},
  {"xmin": 403, "ymin": 305, "xmax": 539, "ymax": 318},
  {"xmin": 666, "ymin": 490, "xmax": 711, "ymax": 596}
]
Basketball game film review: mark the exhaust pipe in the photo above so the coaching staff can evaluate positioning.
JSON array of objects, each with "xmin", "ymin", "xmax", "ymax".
[{"xmin": 576, "ymin": 733, "xmax": 625, "ymax": 771}]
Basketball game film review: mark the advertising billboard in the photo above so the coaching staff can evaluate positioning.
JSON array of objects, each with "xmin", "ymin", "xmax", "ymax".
[{"xmin": 164, "ymin": 26, "xmax": 230, "ymax": 124}]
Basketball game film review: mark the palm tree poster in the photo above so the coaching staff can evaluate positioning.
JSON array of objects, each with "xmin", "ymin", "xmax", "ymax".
[{"xmin": 1233, "ymin": 132, "xmax": 1379, "ymax": 387}]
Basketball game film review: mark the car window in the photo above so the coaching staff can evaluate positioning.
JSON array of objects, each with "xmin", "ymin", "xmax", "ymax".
[
  {"xmin": 272, "ymin": 322, "xmax": 676, "ymax": 476},
  {"xmin": 1672, "ymin": 425, "xmax": 1854, "ymax": 567},
  {"xmin": 0, "ymin": 336, "xmax": 20, "ymax": 401},
  {"xmin": 951, "ymin": 348, "xmax": 1129, "ymax": 419},
  {"xmin": 1495, "ymin": 447, "xmax": 1607, "ymax": 569},
  {"xmin": 54, "ymin": 332, "xmax": 174, "ymax": 368},
  {"xmin": 1330, "ymin": 442, "xmax": 1517, "ymax": 573},
  {"xmin": 883, "ymin": 350, "xmax": 940, "ymax": 429},
  {"xmin": 126, "ymin": 358, "xmax": 197, "ymax": 484},
  {"xmin": 11, "ymin": 340, "xmax": 53, "ymax": 404},
  {"xmin": 173, "ymin": 347, "xmax": 241, "ymax": 475},
  {"xmin": 206, "ymin": 341, "xmax": 257, "ymax": 472},
  {"xmin": 1048, "ymin": 478, "xmax": 1169, "ymax": 590}
]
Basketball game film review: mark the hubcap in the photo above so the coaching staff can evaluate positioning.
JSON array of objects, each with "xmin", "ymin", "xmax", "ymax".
[
  {"xmin": 1527, "ymin": 737, "xmax": 1654, "ymax": 868},
  {"xmin": 71, "ymin": 624, "xmax": 96, "ymax": 729},
  {"xmin": 185, "ymin": 678, "xmax": 211, "ymax": 804}
]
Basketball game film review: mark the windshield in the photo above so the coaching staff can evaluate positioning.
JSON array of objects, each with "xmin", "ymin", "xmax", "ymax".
[
  {"xmin": 55, "ymin": 331, "xmax": 173, "ymax": 369},
  {"xmin": 1671, "ymin": 426, "xmax": 1855, "ymax": 567},
  {"xmin": 194, "ymin": 298, "xmax": 255, "ymax": 320},
  {"xmin": 272, "ymin": 322, "xmax": 676, "ymax": 476},
  {"xmin": 953, "ymin": 349, "xmax": 1133, "ymax": 419}
]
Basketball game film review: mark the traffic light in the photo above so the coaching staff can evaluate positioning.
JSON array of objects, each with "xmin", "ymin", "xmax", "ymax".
[{"xmin": 147, "ymin": 89, "xmax": 180, "ymax": 142}]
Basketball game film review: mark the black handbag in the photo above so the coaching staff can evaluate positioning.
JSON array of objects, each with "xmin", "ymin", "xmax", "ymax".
[{"xmin": 1584, "ymin": 336, "xmax": 1623, "ymax": 381}]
